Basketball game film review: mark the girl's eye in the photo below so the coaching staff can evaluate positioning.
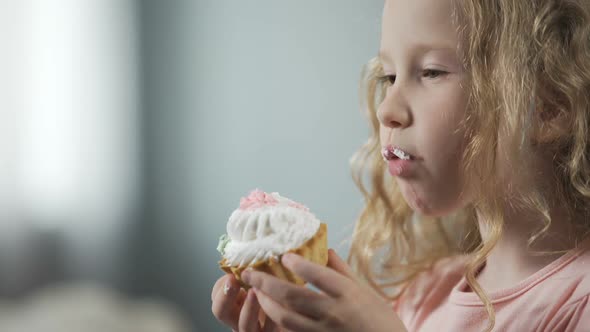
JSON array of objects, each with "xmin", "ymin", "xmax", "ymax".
[
  {"xmin": 422, "ymin": 69, "xmax": 447, "ymax": 79},
  {"xmin": 377, "ymin": 74, "xmax": 396, "ymax": 85}
]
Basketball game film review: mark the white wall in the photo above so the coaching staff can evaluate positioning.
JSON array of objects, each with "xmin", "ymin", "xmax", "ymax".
[
  {"xmin": 140, "ymin": 1, "xmax": 383, "ymax": 330},
  {"xmin": 0, "ymin": 0, "xmax": 140, "ymax": 288}
]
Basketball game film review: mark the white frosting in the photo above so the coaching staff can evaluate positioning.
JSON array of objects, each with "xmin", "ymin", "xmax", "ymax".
[{"xmin": 223, "ymin": 192, "xmax": 320, "ymax": 267}]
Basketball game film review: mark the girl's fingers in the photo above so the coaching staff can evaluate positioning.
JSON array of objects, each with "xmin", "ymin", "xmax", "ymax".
[
  {"xmin": 242, "ymin": 270, "xmax": 328, "ymax": 319},
  {"xmin": 327, "ymin": 248, "xmax": 356, "ymax": 280},
  {"xmin": 261, "ymin": 317, "xmax": 280, "ymax": 332},
  {"xmin": 211, "ymin": 274, "xmax": 240, "ymax": 301},
  {"xmin": 280, "ymin": 253, "xmax": 350, "ymax": 297},
  {"xmin": 238, "ymin": 289, "xmax": 262, "ymax": 332},
  {"xmin": 211, "ymin": 274, "xmax": 245, "ymax": 330},
  {"xmin": 211, "ymin": 274, "xmax": 229, "ymax": 301},
  {"xmin": 254, "ymin": 288, "xmax": 318, "ymax": 332}
]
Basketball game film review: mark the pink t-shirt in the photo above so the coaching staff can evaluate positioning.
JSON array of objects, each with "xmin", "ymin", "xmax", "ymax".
[{"xmin": 393, "ymin": 236, "xmax": 590, "ymax": 331}]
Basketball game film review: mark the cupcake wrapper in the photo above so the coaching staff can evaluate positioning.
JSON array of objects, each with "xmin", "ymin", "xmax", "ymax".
[{"xmin": 219, "ymin": 223, "xmax": 328, "ymax": 289}]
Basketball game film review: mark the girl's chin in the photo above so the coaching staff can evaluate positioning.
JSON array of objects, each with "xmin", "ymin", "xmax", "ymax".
[
  {"xmin": 398, "ymin": 181, "xmax": 429, "ymax": 213},
  {"xmin": 398, "ymin": 181, "xmax": 453, "ymax": 217},
  {"xmin": 397, "ymin": 178, "xmax": 471, "ymax": 218}
]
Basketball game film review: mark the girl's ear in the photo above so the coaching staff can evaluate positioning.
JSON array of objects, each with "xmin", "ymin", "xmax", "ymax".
[{"xmin": 530, "ymin": 103, "xmax": 571, "ymax": 145}]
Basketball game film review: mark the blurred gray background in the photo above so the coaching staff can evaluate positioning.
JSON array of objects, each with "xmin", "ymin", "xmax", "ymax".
[{"xmin": 1, "ymin": 0, "xmax": 383, "ymax": 331}]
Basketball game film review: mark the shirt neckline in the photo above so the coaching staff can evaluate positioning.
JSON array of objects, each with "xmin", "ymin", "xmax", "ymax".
[{"xmin": 449, "ymin": 235, "xmax": 590, "ymax": 306}]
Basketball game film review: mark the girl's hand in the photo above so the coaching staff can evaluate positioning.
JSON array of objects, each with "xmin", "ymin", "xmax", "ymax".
[
  {"xmin": 241, "ymin": 249, "xmax": 408, "ymax": 332},
  {"xmin": 211, "ymin": 273, "xmax": 279, "ymax": 332}
]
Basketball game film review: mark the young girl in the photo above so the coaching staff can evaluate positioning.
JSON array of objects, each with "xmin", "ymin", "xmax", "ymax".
[{"xmin": 211, "ymin": 0, "xmax": 590, "ymax": 331}]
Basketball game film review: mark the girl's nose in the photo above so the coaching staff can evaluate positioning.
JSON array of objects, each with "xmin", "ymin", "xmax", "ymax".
[{"xmin": 376, "ymin": 87, "xmax": 412, "ymax": 129}]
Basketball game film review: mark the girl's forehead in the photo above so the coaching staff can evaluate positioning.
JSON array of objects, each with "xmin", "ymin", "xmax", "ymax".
[
  {"xmin": 383, "ymin": 0, "xmax": 455, "ymax": 21},
  {"xmin": 381, "ymin": 0, "xmax": 458, "ymax": 45},
  {"xmin": 379, "ymin": 44, "xmax": 461, "ymax": 68},
  {"xmin": 379, "ymin": 43, "xmax": 456, "ymax": 63}
]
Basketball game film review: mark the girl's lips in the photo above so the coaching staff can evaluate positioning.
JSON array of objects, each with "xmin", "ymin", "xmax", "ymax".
[
  {"xmin": 381, "ymin": 145, "xmax": 417, "ymax": 161},
  {"xmin": 381, "ymin": 145, "xmax": 419, "ymax": 177},
  {"xmin": 388, "ymin": 158, "xmax": 415, "ymax": 177}
]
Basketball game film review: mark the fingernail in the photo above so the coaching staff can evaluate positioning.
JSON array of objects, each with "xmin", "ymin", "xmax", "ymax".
[{"xmin": 223, "ymin": 282, "xmax": 232, "ymax": 295}]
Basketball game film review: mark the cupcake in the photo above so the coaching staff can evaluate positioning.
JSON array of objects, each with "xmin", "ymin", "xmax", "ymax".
[{"xmin": 217, "ymin": 189, "xmax": 328, "ymax": 288}]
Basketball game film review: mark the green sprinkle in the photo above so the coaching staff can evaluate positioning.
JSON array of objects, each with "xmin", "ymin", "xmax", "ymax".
[{"xmin": 217, "ymin": 234, "xmax": 230, "ymax": 255}]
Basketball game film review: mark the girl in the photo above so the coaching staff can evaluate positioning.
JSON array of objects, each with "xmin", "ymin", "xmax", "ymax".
[{"xmin": 211, "ymin": 0, "xmax": 590, "ymax": 331}]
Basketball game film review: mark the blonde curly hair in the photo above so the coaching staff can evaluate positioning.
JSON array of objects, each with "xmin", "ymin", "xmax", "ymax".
[{"xmin": 348, "ymin": 1, "xmax": 590, "ymax": 331}]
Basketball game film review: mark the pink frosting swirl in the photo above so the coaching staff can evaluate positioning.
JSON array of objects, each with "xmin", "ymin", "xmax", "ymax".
[
  {"xmin": 239, "ymin": 189, "xmax": 278, "ymax": 210},
  {"xmin": 238, "ymin": 189, "xmax": 310, "ymax": 212},
  {"xmin": 287, "ymin": 201, "xmax": 309, "ymax": 212}
]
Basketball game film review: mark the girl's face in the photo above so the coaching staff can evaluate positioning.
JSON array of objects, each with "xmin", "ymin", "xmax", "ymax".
[{"xmin": 378, "ymin": 0, "xmax": 471, "ymax": 217}]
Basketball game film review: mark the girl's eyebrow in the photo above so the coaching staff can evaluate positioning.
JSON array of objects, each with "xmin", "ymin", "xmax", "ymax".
[{"xmin": 379, "ymin": 42, "xmax": 456, "ymax": 63}]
